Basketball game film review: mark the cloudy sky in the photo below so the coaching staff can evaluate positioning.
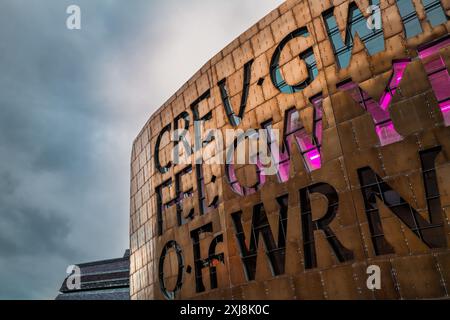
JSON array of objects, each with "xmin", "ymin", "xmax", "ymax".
[{"xmin": 0, "ymin": 0, "xmax": 284, "ymax": 299}]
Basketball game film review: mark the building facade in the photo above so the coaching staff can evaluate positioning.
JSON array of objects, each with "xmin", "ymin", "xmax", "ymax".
[{"xmin": 130, "ymin": 0, "xmax": 450, "ymax": 300}]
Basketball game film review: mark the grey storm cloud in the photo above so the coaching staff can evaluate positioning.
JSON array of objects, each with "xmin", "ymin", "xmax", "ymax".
[{"xmin": 0, "ymin": 0, "xmax": 283, "ymax": 299}]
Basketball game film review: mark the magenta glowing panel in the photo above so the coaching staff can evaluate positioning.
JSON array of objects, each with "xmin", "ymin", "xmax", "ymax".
[
  {"xmin": 379, "ymin": 60, "xmax": 409, "ymax": 112},
  {"xmin": 375, "ymin": 121, "xmax": 402, "ymax": 146},
  {"xmin": 304, "ymin": 149, "xmax": 321, "ymax": 172},
  {"xmin": 283, "ymin": 98, "xmax": 324, "ymax": 174},
  {"xmin": 419, "ymin": 38, "xmax": 450, "ymax": 127},
  {"xmin": 314, "ymin": 121, "xmax": 323, "ymax": 144},
  {"xmin": 277, "ymin": 160, "xmax": 290, "ymax": 183},
  {"xmin": 428, "ymin": 71, "xmax": 450, "ymax": 102},
  {"xmin": 226, "ymin": 165, "xmax": 244, "ymax": 196},
  {"xmin": 231, "ymin": 182, "xmax": 243, "ymax": 196},
  {"xmin": 272, "ymin": 143, "xmax": 291, "ymax": 183},
  {"xmin": 295, "ymin": 130, "xmax": 315, "ymax": 151},
  {"xmin": 418, "ymin": 37, "xmax": 450, "ymax": 60},
  {"xmin": 441, "ymin": 101, "xmax": 450, "ymax": 112},
  {"xmin": 440, "ymin": 101, "xmax": 450, "ymax": 127}
]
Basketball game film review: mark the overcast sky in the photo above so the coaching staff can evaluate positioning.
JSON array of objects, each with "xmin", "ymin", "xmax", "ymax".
[{"xmin": 0, "ymin": 0, "xmax": 284, "ymax": 299}]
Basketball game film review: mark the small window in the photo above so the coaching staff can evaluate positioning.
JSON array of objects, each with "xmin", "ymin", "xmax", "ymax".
[
  {"xmin": 422, "ymin": 0, "xmax": 448, "ymax": 28},
  {"xmin": 284, "ymin": 97, "xmax": 324, "ymax": 172},
  {"xmin": 397, "ymin": 0, "xmax": 422, "ymax": 38}
]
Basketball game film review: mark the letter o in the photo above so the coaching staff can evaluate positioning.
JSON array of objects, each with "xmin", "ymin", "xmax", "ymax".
[{"xmin": 158, "ymin": 240, "xmax": 184, "ymax": 300}]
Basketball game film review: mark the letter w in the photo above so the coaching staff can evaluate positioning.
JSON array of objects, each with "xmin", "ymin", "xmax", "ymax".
[
  {"xmin": 323, "ymin": 0, "xmax": 385, "ymax": 70},
  {"xmin": 231, "ymin": 195, "xmax": 288, "ymax": 280}
]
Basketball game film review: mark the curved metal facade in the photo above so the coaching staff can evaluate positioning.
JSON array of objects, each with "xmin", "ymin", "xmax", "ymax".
[{"xmin": 130, "ymin": 0, "xmax": 450, "ymax": 300}]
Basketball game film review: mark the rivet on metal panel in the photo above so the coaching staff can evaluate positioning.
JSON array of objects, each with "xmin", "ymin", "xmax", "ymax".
[
  {"xmin": 361, "ymin": 227, "xmax": 370, "ymax": 256},
  {"xmin": 319, "ymin": 271, "xmax": 328, "ymax": 299},
  {"xmin": 288, "ymin": 277, "xmax": 295, "ymax": 299},
  {"xmin": 407, "ymin": 176, "xmax": 418, "ymax": 208},
  {"xmin": 338, "ymin": 158, "xmax": 350, "ymax": 191},
  {"xmin": 390, "ymin": 258, "xmax": 402, "ymax": 299},
  {"xmin": 400, "ymin": 224, "xmax": 410, "ymax": 252},
  {"xmin": 351, "ymin": 123, "xmax": 360, "ymax": 150},
  {"xmin": 353, "ymin": 271, "xmax": 362, "ymax": 294},
  {"xmin": 433, "ymin": 254, "xmax": 449, "ymax": 296},
  {"xmin": 377, "ymin": 149, "xmax": 386, "ymax": 175},
  {"xmin": 415, "ymin": 134, "xmax": 422, "ymax": 150}
]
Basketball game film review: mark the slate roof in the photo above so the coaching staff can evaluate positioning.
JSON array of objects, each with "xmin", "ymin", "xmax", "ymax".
[{"xmin": 56, "ymin": 250, "xmax": 130, "ymax": 300}]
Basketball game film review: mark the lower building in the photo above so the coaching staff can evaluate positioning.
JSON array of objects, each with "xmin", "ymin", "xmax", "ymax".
[{"xmin": 56, "ymin": 250, "xmax": 130, "ymax": 300}]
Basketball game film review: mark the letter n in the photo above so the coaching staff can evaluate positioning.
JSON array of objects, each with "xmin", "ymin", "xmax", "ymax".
[{"xmin": 358, "ymin": 147, "xmax": 447, "ymax": 255}]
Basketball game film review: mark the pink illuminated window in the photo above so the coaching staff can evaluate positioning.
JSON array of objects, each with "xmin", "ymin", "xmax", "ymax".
[
  {"xmin": 226, "ymin": 164, "xmax": 244, "ymax": 196},
  {"xmin": 226, "ymin": 159, "xmax": 265, "ymax": 196},
  {"xmin": 337, "ymin": 60, "xmax": 410, "ymax": 146},
  {"xmin": 418, "ymin": 36, "xmax": 450, "ymax": 127},
  {"xmin": 284, "ymin": 96, "xmax": 323, "ymax": 173},
  {"xmin": 262, "ymin": 121, "xmax": 290, "ymax": 182}
]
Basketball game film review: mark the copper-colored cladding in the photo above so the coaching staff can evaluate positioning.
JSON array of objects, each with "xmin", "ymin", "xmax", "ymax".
[{"xmin": 130, "ymin": 0, "xmax": 450, "ymax": 300}]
